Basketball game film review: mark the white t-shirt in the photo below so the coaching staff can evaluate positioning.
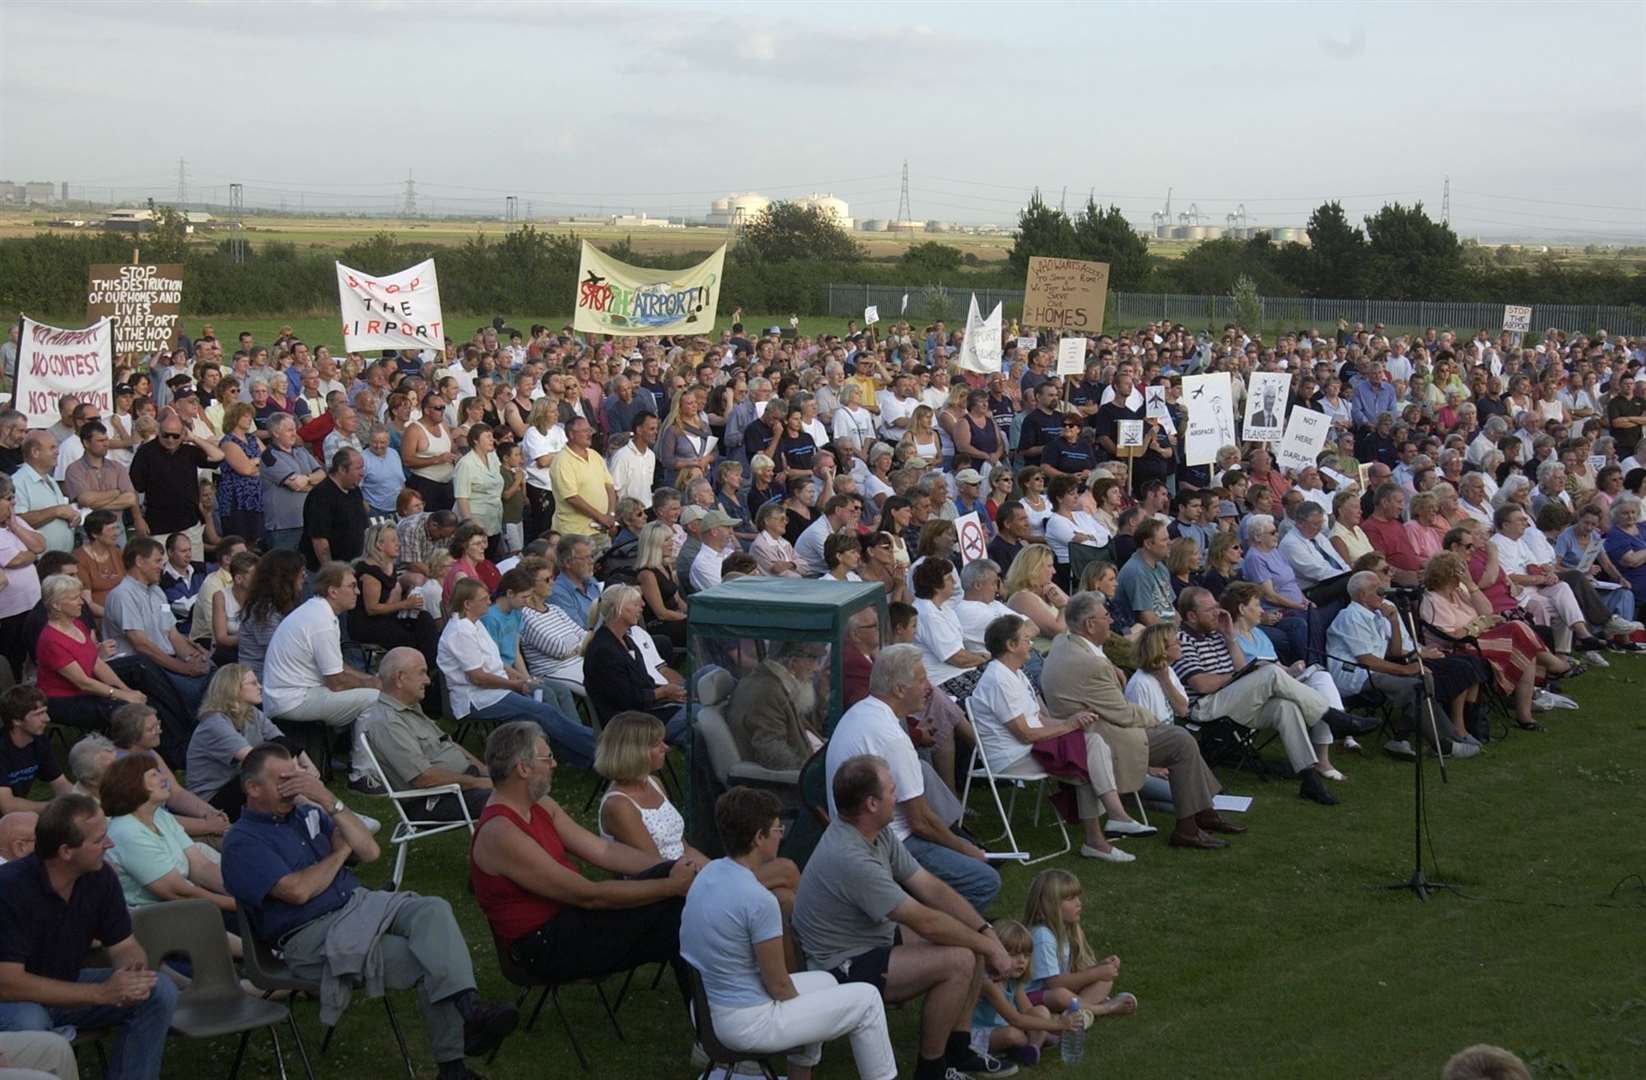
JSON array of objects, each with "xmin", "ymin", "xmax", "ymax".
[
  {"xmin": 954, "ymin": 598, "xmax": 1013, "ymax": 655},
  {"xmin": 833, "ymin": 406, "xmax": 877, "ymax": 450},
  {"xmin": 913, "ymin": 597, "xmax": 968, "ymax": 687},
  {"xmin": 261, "ymin": 598, "xmax": 345, "ymax": 716},
  {"xmin": 1489, "ymin": 533, "xmax": 1536, "ymax": 584},
  {"xmin": 1125, "ymin": 667, "xmax": 1187, "ymax": 725},
  {"xmin": 521, "ymin": 424, "xmax": 566, "ymax": 491},
  {"xmin": 876, "ymin": 392, "xmax": 916, "ymax": 440},
  {"xmin": 609, "ymin": 440, "xmax": 656, "ymax": 507},
  {"xmin": 824, "ymin": 695, "xmax": 924, "ymax": 840},
  {"xmin": 437, "ymin": 616, "xmax": 511, "ymax": 716},
  {"xmin": 969, "ymin": 660, "xmax": 1039, "ymax": 771},
  {"xmin": 690, "ymin": 544, "xmax": 726, "ymax": 592}
]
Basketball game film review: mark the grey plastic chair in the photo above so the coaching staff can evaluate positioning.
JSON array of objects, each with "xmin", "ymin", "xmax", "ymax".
[{"xmin": 131, "ymin": 899, "xmax": 313, "ymax": 1080}]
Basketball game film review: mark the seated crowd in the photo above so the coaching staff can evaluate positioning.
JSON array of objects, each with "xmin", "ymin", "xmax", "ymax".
[{"xmin": 1, "ymin": 313, "xmax": 1640, "ymax": 1078}]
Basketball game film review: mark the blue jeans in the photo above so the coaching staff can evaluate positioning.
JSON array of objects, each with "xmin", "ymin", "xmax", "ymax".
[
  {"xmin": 265, "ymin": 527, "xmax": 302, "ymax": 552},
  {"xmin": 162, "ymin": 669, "xmax": 211, "ymax": 716},
  {"xmin": 902, "ymin": 834, "xmax": 1001, "ymax": 917},
  {"xmin": 471, "ymin": 693, "xmax": 596, "ymax": 769},
  {"xmin": 1602, "ymin": 584, "xmax": 1636, "ymax": 622},
  {"xmin": 0, "ymin": 968, "xmax": 179, "ymax": 1080},
  {"xmin": 1260, "ymin": 615, "xmax": 1309, "ymax": 665}
]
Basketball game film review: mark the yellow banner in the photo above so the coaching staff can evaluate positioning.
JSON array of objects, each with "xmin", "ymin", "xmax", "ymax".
[{"xmin": 572, "ymin": 241, "xmax": 725, "ymax": 336}]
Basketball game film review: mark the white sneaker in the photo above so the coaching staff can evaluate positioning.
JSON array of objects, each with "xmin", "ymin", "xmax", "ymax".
[
  {"xmin": 1447, "ymin": 741, "xmax": 1481, "ymax": 759},
  {"xmin": 1384, "ymin": 739, "xmax": 1416, "ymax": 759},
  {"xmin": 1583, "ymin": 650, "xmax": 1611, "ymax": 668},
  {"xmin": 1544, "ymin": 692, "xmax": 1579, "ymax": 710},
  {"xmin": 1605, "ymin": 616, "xmax": 1643, "ymax": 634},
  {"xmin": 1080, "ymin": 843, "xmax": 1137, "ymax": 863},
  {"xmin": 357, "ymin": 813, "xmax": 382, "ymax": 835}
]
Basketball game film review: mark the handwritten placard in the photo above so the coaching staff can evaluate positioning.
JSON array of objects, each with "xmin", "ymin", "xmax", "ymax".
[
  {"xmin": 1022, "ymin": 256, "xmax": 1109, "ymax": 332},
  {"xmin": 86, "ymin": 263, "xmax": 183, "ymax": 355}
]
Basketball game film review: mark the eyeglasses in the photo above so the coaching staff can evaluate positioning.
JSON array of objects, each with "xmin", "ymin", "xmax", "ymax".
[{"xmin": 158, "ymin": 432, "xmax": 183, "ymax": 440}]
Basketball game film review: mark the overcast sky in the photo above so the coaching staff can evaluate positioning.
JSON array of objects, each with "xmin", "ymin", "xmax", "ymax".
[{"xmin": 3, "ymin": 0, "xmax": 1643, "ymax": 241}]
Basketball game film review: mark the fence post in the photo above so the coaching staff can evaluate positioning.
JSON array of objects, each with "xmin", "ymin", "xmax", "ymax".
[{"xmin": 827, "ymin": 284, "xmax": 834, "ymax": 315}]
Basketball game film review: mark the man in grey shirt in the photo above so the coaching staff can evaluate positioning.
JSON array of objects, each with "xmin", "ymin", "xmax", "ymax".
[
  {"xmin": 259, "ymin": 412, "xmax": 324, "ymax": 551},
  {"xmin": 361, "ymin": 648, "xmax": 491, "ymax": 817},
  {"xmin": 792, "ymin": 754, "xmax": 1016, "ymax": 1080}
]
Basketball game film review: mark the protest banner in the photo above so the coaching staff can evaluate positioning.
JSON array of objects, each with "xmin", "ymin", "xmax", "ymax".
[
  {"xmin": 85, "ymin": 263, "xmax": 182, "ymax": 356},
  {"xmin": 864, "ymin": 305, "xmax": 879, "ymax": 325},
  {"xmin": 13, "ymin": 316, "xmax": 115, "ymax": 428},
  {"xmin": 573, "ymin": 242, "xmax": 725, "ymax": 336},
  {"xmin": 958, "ymin": 294, "xmax": 1004, "ymax": 374},
  {"xmin": 336, "ymin": 258, "xmax": 445, "ymax": 353},
  {"xmin": 1502, "ymin": 305, "xmax": 1532, "ymax": 333},
  {"xmin": 955, "ymin": 512, "xmax": 987, "ymax": 565},
  {"xmin": 1276, "ymin": 407, "xmax": 1331, "ymax": 473},
  {"xmin": 1021, "ymin": 256, "xmax": 1109, "ymax": 332},
  {"xmin": 1243, "ymin": 370, "xmax": 1290, "ymax": 442},
  {"xmin": 900, "ymin": 293, "xmax": 909, "ymax": 315},
  {"xmin": 1117, "ymin": 419, "xmax": 1145, "ymax": 449},
  {"xmin": 1182, "ymin": 372, "xmax": 1235, "ymax": 467},
  {"xmin": 1056, "ymin": 337, "xmax": 1087, "ymax": 377}
]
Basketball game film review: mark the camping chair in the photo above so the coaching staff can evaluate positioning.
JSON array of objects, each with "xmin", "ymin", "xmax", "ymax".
[
  {"xmin": 132, "ymin": 900, "xmax": 313, "ymax": 1080},
  {"xmin": 487, "ymin": 926, "xmax": 631, "ymax": 1072},
  {"xmin": 959, "ymin": 698, "xmax": 1071, "ymax": 864},
  {"xmin": 685, "ymin": 964, "xmax": 802, "ymax": 1080},
  {"xmin": 236, "ymin": 909, "xmax": 416, "ymax": 1080},
  {"xmin": 357, "ymin": 731, "xmax": 477, "ymax": 890}
]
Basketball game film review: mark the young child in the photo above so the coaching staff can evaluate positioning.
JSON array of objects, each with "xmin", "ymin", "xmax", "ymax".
[
  {"xmin": 499, "ymin": 441, "xmax": 526, "ymax": 555},
  {"xmin": 1023, "ymin": 869, "xmax": 1139, "ymax": 1024},
  {"xmin": 973, "ymin": 919, "xmax": 1075, "ymax": 1066}
]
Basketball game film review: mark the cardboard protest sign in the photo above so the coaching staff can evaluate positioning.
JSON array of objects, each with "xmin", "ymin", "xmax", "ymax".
[
  {"xmin": 1016, "ymin": 335, "xmax": 1037, "ymax": 352},
  {"xmin": 573, "ymin": 242, "xmax": 724, "ymax": 336},
  {"xmin": 85, "ymin": 263, "xmax": 182, "ymax": 356},
  {"xmin": 1056, "ymin": 337, "xmax": 1088, "ymax": 377},
  {"xmin": 1117, "ymin": 420, "xmax": 1145, "ymax": 449},
  {"xmin": 1502, "ymin": 305, "xmax": 1532, "ymax": 333},
  {"xmin": 864, "ymin": 305, "xmax": 879, "ymax": 326},
  {"xmin": 955, "ymin": 512, "xmax": 988, "ymax": 565},
  {"xmin": 13, "ymin": 316, "xmax": 114, "ymax": 427},
  {"xmin": 337, "ymin": 259, "xmax": 445, "ymax": 353},
  {"xmin": 1022, "ymin": 256, "xmax": 1109, "ymax": 332},
  {"xmin": 1276, "ymin": 407, "xmax": 1331, "ymax": 473},
  {"xmin": 958, "ymin": 295, "xmax": 1004, "ymax": 374},
  {"xmin": 1182, "ymin": 372, "xmax": 1235, "ymax": 467},
  {"xmin": 1243, "ymin": 371, "xmax": 1290, "ymax": 443}
]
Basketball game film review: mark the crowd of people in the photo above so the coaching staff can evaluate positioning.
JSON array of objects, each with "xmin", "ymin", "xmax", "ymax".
[{"xmin": 0, "ymin": 311, "xmax": 1637, "ymax": 1079}]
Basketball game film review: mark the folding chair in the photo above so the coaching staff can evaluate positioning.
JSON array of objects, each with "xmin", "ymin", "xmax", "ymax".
[
  {"xmin": 236, "ymin": 909, "xmax": 416, "ymax": 1080},
  {"xmin": 133, "ymin": 899, "xmax": 313, "ymax": 1080},
  {"xmin": 357, "ymin": 732, "xmax": 477, "ymax": 890},
  {"xmin": 487, "ymin": 927, "xmax": 632, "ymax": 1072},
  {"xmin": 685, "ymin": 965, "xmax": 802, "ymax": 1080},
  {"xmin": 959, "ymin": 698, "xmax": 1071, "ymax": 864}
]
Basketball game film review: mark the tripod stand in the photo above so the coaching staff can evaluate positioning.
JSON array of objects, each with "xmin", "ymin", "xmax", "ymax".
[{"xmin": 1381, "ymin": 591, "xmax": 1458, "ymax": 902}]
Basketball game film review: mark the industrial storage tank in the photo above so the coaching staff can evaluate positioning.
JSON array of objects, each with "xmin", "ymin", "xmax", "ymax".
[
  {"xmin": 795, "ymin": 193, "xmax": 853, "ymax": 230},
  {"xmin": 1266, "ymin": 227, "xmax": 1304, "ymax": 243},
  {"xmin": 860, "ymin": 218, "xmax": 890, "ymax": 232},
  {"xmin": 1155, "ymin": 224, "xmax": 1172, "ymax": 239},
  {"xmin": 708, "ymin": 192, "xmax": 771, "ymax": 227},
  {"xmin": 1200, "ymin": 226, "xmax": 1224, "ymax": 240},
  {"xmin": 926, "ymin": 221, "xmax": 951, "ymax": 233}
]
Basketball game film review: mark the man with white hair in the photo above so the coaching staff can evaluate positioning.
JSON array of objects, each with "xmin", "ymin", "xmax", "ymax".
[
  {"xmin": 362, "ymin": 647, "xmax": 492, "ymax": 822},
  {"xmin": 1278, "ymin": 501, "xmax": 1350, "ymax": 589},
  {"xmin": 65, "ymin": 736, "xmax": 117, "ymax": 801},
  {"xmin": 1468, "ymin": 415, "xmax": 1509, "ymax": 466},
  {"xmin": 824, "ymin": 643, "xmax": 1001, "ymax": 916}
]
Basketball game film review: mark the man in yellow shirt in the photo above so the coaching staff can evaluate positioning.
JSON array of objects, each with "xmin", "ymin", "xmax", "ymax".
[
  {"xmin": 845, "ymin": 354, "xmax": 883, "ymax": 417},
  {"xmin": 548, "ymin": 415, "xmax": 617, "ymax": 551}
]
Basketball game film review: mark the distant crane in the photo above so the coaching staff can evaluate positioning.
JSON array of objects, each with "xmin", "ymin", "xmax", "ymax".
[
  {"xmin": 1176, "ymin": 203, "xmax": 1203, "ymax": 226},
  {"xmin": 1225, "ymin": 204, "xmax": 1248, "ymax": 230}
]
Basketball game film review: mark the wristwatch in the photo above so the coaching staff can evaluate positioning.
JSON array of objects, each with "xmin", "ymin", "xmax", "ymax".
[{"xmin": 330, "ymin": 798, "xmax": 345, "ymax": 815}]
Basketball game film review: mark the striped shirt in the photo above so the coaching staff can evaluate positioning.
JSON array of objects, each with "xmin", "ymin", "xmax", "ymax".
[
  {"xmin": 520, "ymin": 604, "xmax": 586, "ymax": 680},
  {"xmin": 1171, "ymin": 629, "xmax": 1234, "ymax": 707}
]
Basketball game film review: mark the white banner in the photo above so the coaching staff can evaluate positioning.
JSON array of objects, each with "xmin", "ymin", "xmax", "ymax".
[
  {"xmin": 1056, "ymin": 337, "xmax": 1087, "ymax": 377},
  {"xmin": 864, "ymin": 305, "xmax": 879, "ymax": 326},
  {"xmin": 1183, "ymin": 372, "xmax": 1236, "ymax": 467},
  {"xmin": 955, "ymin": 511, "xmax": 987, "ymax": 565},
  {"xmin": 336, "ymin": 258, "xmax": 445, "ymax": 354},
  {"xmin": 958, "ymin": 294, "xmax": 1003, "ymax": 374},
  {"xmin": 1276, "ymin": 407, "xmax": 1331, "ymax": 473},
  {"xmin": 14, "ymin": 316, "xmax": 115, "ymax": 428},
  {"xmin": 1243, "ymin": 370, "xmax": 1290, "ymax": 443}
]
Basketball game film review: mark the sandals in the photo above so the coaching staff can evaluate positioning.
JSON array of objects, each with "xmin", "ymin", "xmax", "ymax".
[{"xmin": 1515, "ymin": 719, "xmax": 1548, "ymax": 732}]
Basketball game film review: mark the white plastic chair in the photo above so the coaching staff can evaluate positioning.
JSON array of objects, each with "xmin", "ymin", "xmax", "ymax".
[
  {"xmin": 357, "ymin": 732, "xmax": 477, "ymax": 890},
  {"xmin": 960, "ymin": 698, "xmax": 1071, "ymax": 865}
]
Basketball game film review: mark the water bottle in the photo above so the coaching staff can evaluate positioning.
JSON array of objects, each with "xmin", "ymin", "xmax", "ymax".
[{"xmin": 1060, "ymin": 996, "xmax": 1085, "ymax": 1065}]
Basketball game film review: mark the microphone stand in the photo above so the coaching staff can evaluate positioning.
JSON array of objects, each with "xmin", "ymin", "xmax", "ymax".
[{"xmin": 1381, "ymin": 590, "xmax": 1457, "ymax": 901}]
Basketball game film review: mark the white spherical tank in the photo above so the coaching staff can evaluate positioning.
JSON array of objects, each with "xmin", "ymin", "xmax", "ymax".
[
  {"xmin": 709, "ymin": 192, "xmax": 772, "ymax": 226},
  {"xmin": 796, "ymin": 192, "xmax": 853, "ymax": 230}
]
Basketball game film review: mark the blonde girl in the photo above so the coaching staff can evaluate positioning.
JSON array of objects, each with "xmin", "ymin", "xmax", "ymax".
[
  {"xmin": 1023, "ymin": 869, "xmax": 1137, "ymax": 1021},
  {"xmin": 971, "ymin": 919, "xmax": 1072, "ymax": 1066}
]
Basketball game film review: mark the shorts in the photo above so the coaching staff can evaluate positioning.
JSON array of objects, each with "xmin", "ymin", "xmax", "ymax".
[{"xmin": 830, "ymin": 928, "xmax": 903, "ymax": 996}]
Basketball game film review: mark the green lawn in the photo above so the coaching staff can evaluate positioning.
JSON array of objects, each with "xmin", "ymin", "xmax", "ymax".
[{"xmin": 145, "ymin": 657, "xmax": 1646, "ymax": 1080}]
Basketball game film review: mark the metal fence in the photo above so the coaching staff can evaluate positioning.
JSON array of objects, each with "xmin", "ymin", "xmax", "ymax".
[{"xmin": 824, "ymin": 283, "xmax": 1646, "ymax": 336}]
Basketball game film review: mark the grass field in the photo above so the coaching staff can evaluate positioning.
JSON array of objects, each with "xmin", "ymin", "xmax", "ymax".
[{"xmin": 145, "ymin": 653, "xmax": 1646, "ymax": 1080}]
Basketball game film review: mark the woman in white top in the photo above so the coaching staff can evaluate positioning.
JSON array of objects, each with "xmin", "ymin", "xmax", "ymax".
[
  {"xmin": 822, "ymin": 529, "xmax": 864, "ymax": 583},
  {"xmin": 401, "ymin": 390, "xmax": 457, "ymax": 511},
  {"xmin": 900, "ymin": 405, "xmax": 942, "ymax": 465},
  {"xmin": 750, "ymin": 503, "xmax": 802, "ymax": 577},
  {"xmin": 1015, "ymin": 466, "xmax": 1053, "ymax": 536},
  {"xmin": 832, "ymin": 383, "xmax": 878, "ymax": 455},
  {"xmin": 1041, "ymin": 474, "xmax": 1110, "ymax": 568},
  {"xmin": 911, "ymin": 558, "xmax": 988, "ymax": 702},
  {"xmin": 1124, "ymin": 624, "xmax": 1191, "ymax": 724},
  {"xmin": 521, "ymin": 399, "xmax": 565, "ymax": 545},
  {"xmin": 861, "ymin": 442, "xmax": 896, "ymax": 514}
]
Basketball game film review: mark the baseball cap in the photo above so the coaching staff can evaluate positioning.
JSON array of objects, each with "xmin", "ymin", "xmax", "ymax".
[
  {"xmin": 955, "ymin": 468, "xmax": 983, "ymax": 486},
  {"xmin": 906, "ymin": 456, "xmax": 930, "ymax": 470},
  {"xmin": 680, "ymin": 505, "xmax": 709, "ymax": 526},
  {"xmin": 697, "ymin": 509, "xmax": 737, "ymax": 529}
]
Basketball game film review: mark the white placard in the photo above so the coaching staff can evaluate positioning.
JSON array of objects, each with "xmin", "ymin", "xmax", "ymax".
[
  {"xmin": 1276, "ymin": 407, "xmax": 1331, "ymax": 473},
  {"xmin": 13, "ymin": 316, "xmax": 115, "ymax": 428},
  {"xmin": 1056, "ymin": 337, "xmax": 1088, "ymax": 377},
  {"xmin": 954, "ymin": 512, "xmax": 988, "ymax": 565},
  {"xmin": 864, "ymin": 305, "xmax": 880, "ymax": 326},
  {"xmin": 1144, "ymin": 384, "xmax": 1169, "ymax": 421},
  {"xmin": 1589, "ymin": 454, "xmax": 1608, "ymax": 474},
  {"xmin": 1182, "ymin": 372, "xmax": 1236, "ymax": 467},
  {"xmin": 1243, "ymin": 370, "xmax": 1290, "ymax": 443},
  {"xmin": 336, "ymin": 258, "xmax": 445, "ymax": 353},
  {"xmin": 1502, "ymin": 304, "xmax": 1532, "ymax": 333},
  {"xmin": 958, "ymin": 294, "xmax": 1003, "ymax": 374},
  {"xmin": 900, "ymin": 292, "xmax": 909, "ymax": 315},
  {"xmin": 1117, "ymin": 419, "xmax": 1145, "ymax": 448}
]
